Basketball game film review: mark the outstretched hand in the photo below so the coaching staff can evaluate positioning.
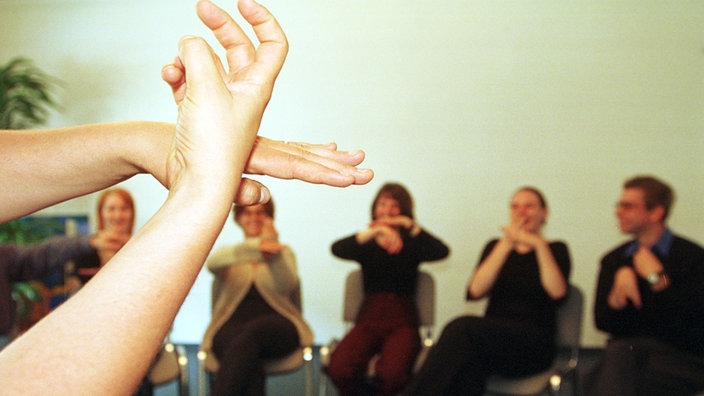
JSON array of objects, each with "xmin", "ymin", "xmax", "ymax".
[{"xmin": 162, "ymin": 0, "xmax": 372, "ymax": 205}]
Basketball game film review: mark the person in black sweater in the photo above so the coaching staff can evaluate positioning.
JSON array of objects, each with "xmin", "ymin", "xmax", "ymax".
[
  {"xmin": 402, "ymin": 186, "xmax": 571, "ymax": 396},
  {"xmin": 583, "ymin": 176, "xmax": 704, "ymax": 396},
  {"xmin": 325, "ymin": 182, "xmax": 450, "ymax": 396}
]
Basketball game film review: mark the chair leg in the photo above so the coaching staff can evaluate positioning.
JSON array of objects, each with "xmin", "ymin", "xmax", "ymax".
[
  {"xmin": 197, "ymin": 350, "xmax": 208, "ymax": 396},
  {"xmin": 318, "ymin": 345, "xmax": 330, "ymax": 396},
  {"xmin": 303, "ymin": 346, "xmax": 314, "ymax": 396},
  {"xmin": 175, "ymin": 345, "xmax": 189, "ymax": 396}
]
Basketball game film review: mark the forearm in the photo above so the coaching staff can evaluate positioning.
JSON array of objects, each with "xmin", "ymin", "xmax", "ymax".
[
  {"xmin": 0, "ymin": 122, "xmax": 171, "ymax": 223},
  {"xmin": 14, "ymin": 236, "xmax": 94, "ymax": 279},
  {"xmin": 468, "ymin": 239, "xmax": 511, "ymax": 299},
  {"xmin": 0, "ymin": 179, "xmax": 234, "ymax": 394},
  {"xmin": 413, "ymin": 229, "xmax": 450, "ymax": 261},
  {"xmin": 534, "ymin": 240, "xmax": 568, "ymax": 299},
  {"xmin": 355, "ymin": 227, "xmax": 380, "ymax": 244}
]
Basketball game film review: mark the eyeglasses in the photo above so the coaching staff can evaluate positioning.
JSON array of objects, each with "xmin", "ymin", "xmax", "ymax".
[{"xmin": 615, "ymin": 201, "xmax": 647, "ymax": 210}]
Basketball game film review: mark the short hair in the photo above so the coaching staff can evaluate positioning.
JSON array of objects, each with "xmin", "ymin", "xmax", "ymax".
[
  {"xmin": 232, "ymin": 199, "xmax": 275, "ymax": 222},
  {"xmin": 624, "ymin": 175, "xmax": 675, "ymax": 221},
  {"xmin": 371, "ymin": 182, "xmax": 414, "ymax": 220},
  {"xmin": 515, "ymin": 186, "xmax": 548, "ymax": 209},
  {"xmin": 96, "ymin": 188, "xmax": 135, "ymax": 234}
]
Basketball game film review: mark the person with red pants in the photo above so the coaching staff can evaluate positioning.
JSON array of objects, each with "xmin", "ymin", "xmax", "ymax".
[{"xmin": 325, "ymin": 182, "xmax": 450, "ymax": 396}]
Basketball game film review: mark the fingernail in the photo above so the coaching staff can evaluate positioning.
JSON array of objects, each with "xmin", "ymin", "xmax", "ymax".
[{"xmin": 259, "ymin": 188, "xmax": 271, "ymax": 204}]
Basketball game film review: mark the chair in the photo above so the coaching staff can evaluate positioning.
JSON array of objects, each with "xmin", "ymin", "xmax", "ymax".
[
  {"xmin": 197, "ymin": 278, "xmax": 314, "ymax": 396},
  {"xmin": 483, "ymin": 284, "xmax": 584, "ymax": 396},
  {"xmin": 318, "ymin": 269, "xmax": 436, "ymax": 396}
]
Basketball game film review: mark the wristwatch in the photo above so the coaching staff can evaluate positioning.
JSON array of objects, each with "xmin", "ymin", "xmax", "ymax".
[{"xmin": 645, "ymin": 271, "xmax": 669, "ymax": 292}]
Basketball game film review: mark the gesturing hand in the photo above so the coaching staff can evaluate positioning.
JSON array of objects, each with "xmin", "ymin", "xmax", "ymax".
[
  {"xmin": 374, "ymin": 225, "xmax": 403, "ymax": 255},
  {"xmin": 162, "ymin": 0, "xmax": 373, "ymax": 205},
  {"xmin": 608, "ymin": 266, "xmax": 642, "ymax": 309},
  {"xmin": 501, "ymin": 217, "xmax": 540, "ymax": 247},
  {"xmin": 166, "ymin": 0, "xmax": 289, "ymax": 197}
]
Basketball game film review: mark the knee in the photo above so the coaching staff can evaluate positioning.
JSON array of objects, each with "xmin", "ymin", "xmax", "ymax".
[
  {"xmin": 326, "ymin": 352, "xmax": 361, "ymax": 382},
  {"xmin": 439, "ymin": 316, "xmax": 479, "ymax": 341}
]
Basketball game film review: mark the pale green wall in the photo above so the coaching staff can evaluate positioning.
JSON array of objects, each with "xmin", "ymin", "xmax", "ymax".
[{"xmin": 2, "ymin": 0, "xmax": 703, "ymax": 347}]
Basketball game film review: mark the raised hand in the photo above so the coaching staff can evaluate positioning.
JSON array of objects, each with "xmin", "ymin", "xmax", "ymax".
[
  {"xmin": 161, "ymin": 0, "xmax": 372, "ymax": 205},
  {"xmin": 166, "ymin": 0, "xmax": 290, "ymax": 197},
  {"xmin": 501, "ymin": 216, "xmax": 541, "ymax": 248},
  {"xmin": 608, "ymin": 266, "xmax": 642, "ymax": 309},
  {"xmin": 374, "ymin": 225, "xmax": 403, "ymax": 255}
]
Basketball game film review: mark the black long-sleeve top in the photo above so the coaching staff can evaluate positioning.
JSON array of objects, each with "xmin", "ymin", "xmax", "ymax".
[
  {"xmin": 331, "ymin": 229, "xmax": 449, "ymax": 297},
  {"xmin": 594, "ymin": 232, "xmax": 704, "ymax": 357},
  {"xmin": 476, "ymin": 239, "xmax": 571, "ymax": 335}
]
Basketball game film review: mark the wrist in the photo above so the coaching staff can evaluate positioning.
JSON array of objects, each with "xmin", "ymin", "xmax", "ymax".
[{"xmin": 645, "ymin": 271, "xmax": 670, "ymax": 292}]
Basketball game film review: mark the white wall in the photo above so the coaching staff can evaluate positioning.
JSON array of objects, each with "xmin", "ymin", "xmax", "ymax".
[{"xmin": 2, "ymin": 0, "xmax": 703, "ymax": 347}]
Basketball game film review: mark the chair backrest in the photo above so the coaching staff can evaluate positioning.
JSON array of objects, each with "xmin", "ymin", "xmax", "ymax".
[
  {"xmin": 342, "ymin": 269, "xmax": 435, "ymax": 327},
  {"xmin": 555, "ymin": 284, "xmax": 583, "ymax": 350}
]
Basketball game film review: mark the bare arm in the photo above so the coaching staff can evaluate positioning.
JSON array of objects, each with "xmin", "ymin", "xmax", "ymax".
[
  {"xmin": 0, "ymin": 122, "xmax": 372, "ymax": 224},
  {"xmin": 0, "ymin": 0, "xmax": 312, "ymax": 392},
  {"xmin": 531, "ymin": 237, "xmax": 568, "ymax": 299},
  {"xmin": 468, "ymin": 222, "xmax": 567, "ymax": 300},
  {"xmin": 467, "ymin": 238, "xmax": 513, "ymax": 299}
]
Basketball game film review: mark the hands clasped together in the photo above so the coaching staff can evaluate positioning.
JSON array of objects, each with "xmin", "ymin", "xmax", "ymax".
[
  {"xmin": 501, "ymin": 216, "xmax": 544, "ymax": 250},
  {"xmin": 369, "ymin": 216, "xmax": 417, "ymax": 255}
]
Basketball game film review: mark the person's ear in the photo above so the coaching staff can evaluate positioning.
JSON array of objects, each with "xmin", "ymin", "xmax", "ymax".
[{"xmin": 649, "ymin": 205, "xmax": 665, "ymax": 224}]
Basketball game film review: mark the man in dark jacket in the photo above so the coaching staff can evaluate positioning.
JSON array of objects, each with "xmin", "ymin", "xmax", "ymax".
[{"xmin": 584, "ymin": 176, "xmax": 704, "ymax": 396}]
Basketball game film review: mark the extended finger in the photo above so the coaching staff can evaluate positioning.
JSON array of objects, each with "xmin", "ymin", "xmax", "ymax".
[
  {"xmin": 248, "ymin": 139, "xmax": 373, "ymax": 185},
  {"xmin": 196, "ymin": 0, "xmax": 255, "ymax": 75},
  {"xmin": 252, "ymin": 147, "xmax": 373, "ymax": 186},
  {"xmin": 266, "ymin": 139, "xmax": 367, "ymax": 166},
  {"xmin": 237, "ymin": 0, "xmax": 288, "ymax": 81}
]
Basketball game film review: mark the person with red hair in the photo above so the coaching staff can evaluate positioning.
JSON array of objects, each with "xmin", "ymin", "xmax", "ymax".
[{"xmin": 67, "ymin": 188, "xmax": 133, "ymax": 289}]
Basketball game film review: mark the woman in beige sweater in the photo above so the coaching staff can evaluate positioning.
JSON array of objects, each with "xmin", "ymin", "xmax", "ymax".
[{"xmin": 201, "ymin": 199, "xmax": 313, "ymax": 396}]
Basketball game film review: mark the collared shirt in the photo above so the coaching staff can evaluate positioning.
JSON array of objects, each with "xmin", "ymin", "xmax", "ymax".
[{"xmin": 624, "ymin": 228, "xmax": 674, "ymax": 259}]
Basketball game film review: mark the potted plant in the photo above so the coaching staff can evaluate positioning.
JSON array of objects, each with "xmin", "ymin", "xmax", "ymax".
[{"xmin": 0, "ymin": 57, "xmax": 60, "ymax": 129}]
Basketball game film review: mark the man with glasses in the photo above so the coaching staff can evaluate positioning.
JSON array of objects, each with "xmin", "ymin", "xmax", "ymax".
[{"xmin": 584, "ymin": 175, "xmax": 704, "ymax": 396}]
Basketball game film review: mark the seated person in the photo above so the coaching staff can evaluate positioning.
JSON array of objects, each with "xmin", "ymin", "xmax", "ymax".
[
  {"xmin": 325, "ymin": 182, "xmax": 450, "ymax": 396},
  {"xmin": 67, "ymin": 188, "xmax": 134, "ymax": 288},
  {"xmin": 0, "ymin": 0, "xmax": 371, "ymax": 392},
  {"xmin": 402, "ymin": 186, "xmax": 571, "ymax": 396},
  {"xmin": 200, "ymin": 199, "xmax": 313, "ymax": 396},
  {"xmin": 0, "ymin": 232, "xmax": 125, "ymax": 350},
  {"xmin": 583, "ymin": 176, "xmax": 704, "ymax": 396}
]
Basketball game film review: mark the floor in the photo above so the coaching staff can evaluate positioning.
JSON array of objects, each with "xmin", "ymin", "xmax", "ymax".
[{"xmin": 155, "ymin": 345, "xmax": 603, "ymax": 396}]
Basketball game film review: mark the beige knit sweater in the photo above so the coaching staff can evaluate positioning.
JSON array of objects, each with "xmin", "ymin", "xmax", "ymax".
[{"xmin": 200, "ymin": 237, "xmax": 314, "ymax": 372}]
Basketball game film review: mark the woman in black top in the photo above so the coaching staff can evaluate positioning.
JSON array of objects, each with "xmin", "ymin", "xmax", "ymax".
[
  {"xmin": 402, "ymin": 186, "xmax": 571, "ymax": 396},
  {"xmin": 325, "ymin": 182, "xmax": 450, "ymax": 396}
]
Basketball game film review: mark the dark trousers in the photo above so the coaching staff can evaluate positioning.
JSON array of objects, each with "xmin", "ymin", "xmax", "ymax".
[
  {"xmin": 582, "ymin": 337, "xmax": 704, "ymax": 396},
  {"xmin": 402, "ymin": 316, "xmax": 554, "ymax": 396},
  {"xmin": 211, "ymin": 314, "xmax": 298, "ymax": 396},
  {"xmin": 211, "ymin": 287, "xmax": 299, "ymax": 396},
  {"xmin": 325, "ymin": 292, "xmax": 420, "ymax": 396}
]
